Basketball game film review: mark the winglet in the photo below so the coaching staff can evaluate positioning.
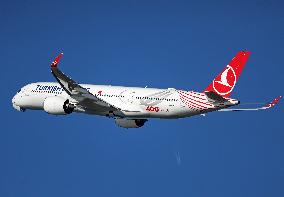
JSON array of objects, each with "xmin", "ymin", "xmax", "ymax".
[
  {"xmin": 50, "ymin": 53, "xmax": 63, "ymax": 68},
  {"xmin": 264, "ymin": 96, "xmax": 282, "ymax": 108}
]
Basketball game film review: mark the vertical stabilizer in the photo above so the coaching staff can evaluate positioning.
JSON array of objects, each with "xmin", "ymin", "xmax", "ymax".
[{"xmin": 204, "ymin": 51, "xmax": 250, "ymax": 98}]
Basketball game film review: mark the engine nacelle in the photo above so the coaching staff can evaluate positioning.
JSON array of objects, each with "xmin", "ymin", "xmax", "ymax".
[
  {"xmin": 43, "ymin": 97, "xmax": 74, "ymax": 115},
  {"xmin": 115, "ymin": 119, "xmax": 147, "ymax": 128}
]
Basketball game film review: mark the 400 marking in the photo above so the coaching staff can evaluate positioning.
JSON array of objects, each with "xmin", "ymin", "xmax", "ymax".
[{"xmin": 146, "ymin": 106, "xmax": 160, "ymax": 112}]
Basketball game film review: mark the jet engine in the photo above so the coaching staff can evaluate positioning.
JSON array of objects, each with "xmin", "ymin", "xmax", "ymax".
[
  {"xmin": 115, "ymin": 119, "xmax": 147, "ymax": 128},
  {"xmin": 43, "ymin": 97, "xmax": 74, "ymax": 115}
]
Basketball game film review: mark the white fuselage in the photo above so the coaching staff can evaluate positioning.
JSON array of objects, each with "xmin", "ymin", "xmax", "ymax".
[{"xmin": 12, "ymin": 82, "xmax": 239, "ymax": 119}]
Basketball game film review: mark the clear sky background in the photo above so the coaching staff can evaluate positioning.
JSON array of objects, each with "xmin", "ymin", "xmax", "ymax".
[{"xmin": 1, "ymin": 0, "xmax": 283, "ymax": 196}]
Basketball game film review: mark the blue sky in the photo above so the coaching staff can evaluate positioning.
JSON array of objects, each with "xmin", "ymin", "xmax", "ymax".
[{"xmin": 1, "ymin": 0, "xmax": 283, "ymax": 196}]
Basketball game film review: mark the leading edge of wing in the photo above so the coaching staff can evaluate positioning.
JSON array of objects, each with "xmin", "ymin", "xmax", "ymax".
[{"xmin": 49, "ymin": 53, "xmax": 119, "ymax": 111}]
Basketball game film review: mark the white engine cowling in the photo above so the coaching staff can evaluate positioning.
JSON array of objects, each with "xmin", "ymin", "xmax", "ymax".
[
  {"xmin": 43, "ymin": 97, "xmax": 74, "ymax": 115},
  {"xmin": 115, "ymin": 119, "xmax": 147, "ymax": 128}
]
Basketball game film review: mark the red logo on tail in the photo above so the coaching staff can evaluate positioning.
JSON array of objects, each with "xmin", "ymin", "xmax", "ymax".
[
  {"xmin": 212, "ymin": 65, "xmax": 236, "ymax": 96},
  {"xmin": 204, "ymin": 51, "xmax": 251, "ymax": 98}
]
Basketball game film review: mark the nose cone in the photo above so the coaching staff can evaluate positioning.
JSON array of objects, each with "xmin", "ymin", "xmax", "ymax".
[
  {"xmin": 12, "ymin": 93, "xmax": 19, "ymax": 105},
  {"xmin": 12, "ymin": 94, "xmax": 25, "ymax": 112}
]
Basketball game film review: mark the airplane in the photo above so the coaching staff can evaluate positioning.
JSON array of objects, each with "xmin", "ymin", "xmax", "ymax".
[{"xmin": 12, "ymin": 51, "xmax": 281, "ymax": 128}]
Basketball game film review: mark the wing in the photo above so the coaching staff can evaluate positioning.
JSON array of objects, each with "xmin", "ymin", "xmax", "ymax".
[
  {"xmin": 218, "ymin": 96, "xmax": 282, "ymax": 112},
  {"xmin": 50, "ymin": 53, "xmax": 119, "ymax": 112}
]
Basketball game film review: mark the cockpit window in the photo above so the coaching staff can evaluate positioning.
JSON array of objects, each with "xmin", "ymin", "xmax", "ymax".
[{"xmin": 17, "ymin": 89, "xmax": 21, "ymax": 93}]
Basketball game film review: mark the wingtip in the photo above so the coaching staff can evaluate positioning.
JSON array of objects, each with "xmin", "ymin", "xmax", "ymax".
[
  {"xmin": 273, "ymin": 95, "xmax": 282, "ymax": 104},
  {"xmin": 50, "ymin": 53, "xmax": 63, "ymax": 68},
  {"xmin": 240, "ymin": 50, "xmax": 251, "ymax": 56},
  {"xmin": 265, "ymin": 96, "xmax": 282, "ymax": 108}
]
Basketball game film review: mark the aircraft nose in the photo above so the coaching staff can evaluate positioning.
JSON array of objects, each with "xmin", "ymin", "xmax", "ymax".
[
  {"xmin": 12, "ymin": 93, "xmax": 25, "ymax": 112},
  {"xmin": 12, "ymin": 93, "xmax": 19, "ymax": 105}
]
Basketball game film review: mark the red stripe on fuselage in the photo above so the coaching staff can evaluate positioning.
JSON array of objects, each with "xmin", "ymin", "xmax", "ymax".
[
  {"xmin": 178, "ymin": 90, "xmax": 207, "ymax": 101},
  {"xmin": 179, "ymin": 92, "xmax": 213, "ymax": 108},
  {"xmin": 179, "ymin": 96, "xmax": 207, "ymax": 110}
]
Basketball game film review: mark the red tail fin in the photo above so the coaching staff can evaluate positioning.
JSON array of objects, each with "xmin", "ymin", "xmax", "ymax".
[{"xmin": 204, "ymin": 51, "xmax": 250, "ymax": 98}]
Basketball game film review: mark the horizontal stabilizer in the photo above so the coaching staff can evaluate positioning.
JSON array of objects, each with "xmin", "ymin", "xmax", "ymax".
[{"xmin": 219, "ymin": 96, "xmax": 281, "ymax": 112}]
